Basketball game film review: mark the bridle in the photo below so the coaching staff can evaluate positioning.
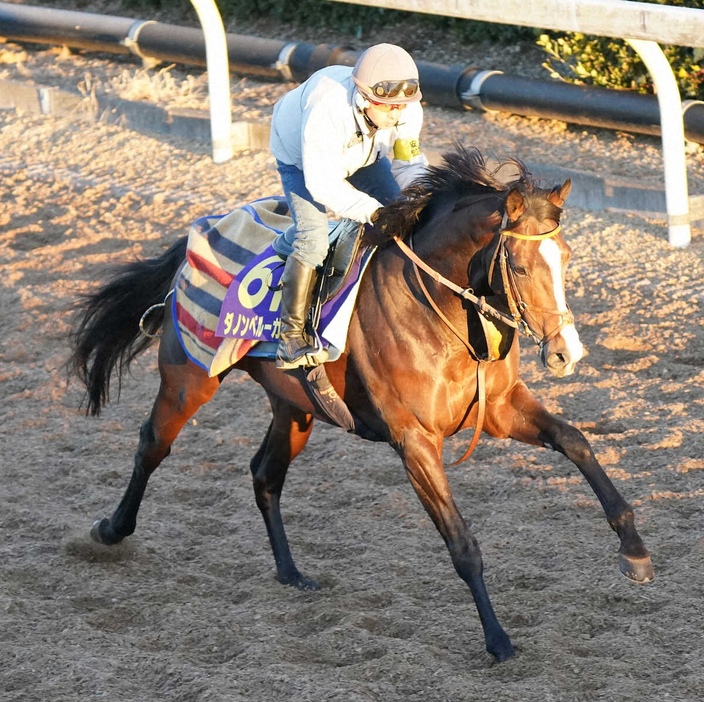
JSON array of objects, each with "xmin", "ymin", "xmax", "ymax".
[
  {"xmin": 391, "ymin": 210, "xmax": 572, "ymax": 465},
  {"xmin": 392, "ymin": 220, "xmax": 572, "ymax": 356}
]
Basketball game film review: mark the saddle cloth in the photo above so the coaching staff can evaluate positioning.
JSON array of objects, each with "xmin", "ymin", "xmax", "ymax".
[{"xmin": 173, "ymin": 197, "xmax": 372, "ymax": 377}]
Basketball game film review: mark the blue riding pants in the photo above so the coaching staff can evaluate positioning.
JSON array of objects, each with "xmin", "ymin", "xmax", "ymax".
[{"xmin": 273, "ymin": 157, "xmax": 401, "ymax": 267}]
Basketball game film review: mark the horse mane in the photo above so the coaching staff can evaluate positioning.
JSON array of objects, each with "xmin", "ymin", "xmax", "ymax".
[{"xmin": 364, "ymin": 145, "xmax": 542, "ymax": 246}]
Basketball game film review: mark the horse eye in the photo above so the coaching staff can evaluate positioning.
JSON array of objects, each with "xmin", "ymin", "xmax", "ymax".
[{"xmin": 512, "ymin": 265, "xmax": 528, "ymax": 276}]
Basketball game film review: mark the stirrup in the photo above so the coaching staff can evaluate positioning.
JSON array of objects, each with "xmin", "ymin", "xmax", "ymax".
[
  {"xmin": 275, "ymin": 334, "xmax": 328, "ymax": 370},
  {"xmin": 275, "ymin": 348, "xmax": 330, "ymax": 370}
]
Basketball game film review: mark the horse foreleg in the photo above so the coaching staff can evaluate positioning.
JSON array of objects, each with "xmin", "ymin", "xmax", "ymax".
[
  {"xmin": 399, "ymin": 430, "xmax": 515, "ymax": 662},
  {"xmin": 92, "ymin": 329, "xmax": 220, "ymax": 545},
  {"xmin": 250, "ymin": 393, "xmax": 317, "ymax": 590},
  {"xmin": 497, "ymin": 383, "xmax": 654, "ymax": 583}
]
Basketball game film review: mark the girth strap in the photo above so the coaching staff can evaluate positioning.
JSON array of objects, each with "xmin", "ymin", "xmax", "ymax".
[{"xmin": 298, "ymin": 365, "xmax": 356, "ymax": 432}]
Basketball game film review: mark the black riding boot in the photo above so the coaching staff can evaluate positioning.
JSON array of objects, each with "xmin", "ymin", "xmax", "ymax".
[{"xmin": 276, "ymin": 256, "xmax": 320, "ymax": 369}]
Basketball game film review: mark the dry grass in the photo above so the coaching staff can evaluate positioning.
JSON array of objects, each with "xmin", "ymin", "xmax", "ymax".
[{"xmin": 82, "ymin": 64, "xmax": 210, "ymax": 107}]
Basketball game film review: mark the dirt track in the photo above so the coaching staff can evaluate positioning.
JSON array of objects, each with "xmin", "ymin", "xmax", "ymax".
[{"xmin": 1, "ymin": 29, "xmax": 704, "ymax": 702}]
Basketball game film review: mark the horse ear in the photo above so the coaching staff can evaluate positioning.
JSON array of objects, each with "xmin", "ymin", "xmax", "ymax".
[
  {"xmin": 548, "ymin": 179, "xmax": 572, "ymax": 208},
  {"xmin": 505, "ymin": 188, "xmax": 526, "ymax": 221}
]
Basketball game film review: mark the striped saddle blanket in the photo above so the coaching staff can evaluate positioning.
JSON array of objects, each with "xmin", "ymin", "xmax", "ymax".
[{"xmin": 173, "ymin": 197, "xmax": 371, "ymax": 377}]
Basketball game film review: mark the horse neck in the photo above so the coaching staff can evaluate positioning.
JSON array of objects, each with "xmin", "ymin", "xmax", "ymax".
[
  {"xmin": 397, "ymin": 200, "xmax": 503, "ymax": 350},
  {"xmin": 411, "ymin": 197, "xmax": 499, "ymax": 280}
]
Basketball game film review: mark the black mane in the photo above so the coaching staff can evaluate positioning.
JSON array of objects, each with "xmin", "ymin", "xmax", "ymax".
[{"xmin": 365, "ymin": 145, "xmax": 534, "ymax": 245}]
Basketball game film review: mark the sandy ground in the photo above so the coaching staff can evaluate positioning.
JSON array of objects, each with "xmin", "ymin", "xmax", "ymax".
[{"xmin": 1, "ymin": 12, "xmax": 704, "ymax": 702}]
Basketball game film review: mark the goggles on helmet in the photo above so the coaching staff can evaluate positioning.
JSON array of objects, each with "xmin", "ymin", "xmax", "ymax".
[{"xmin": 370, "ymin": 79, "xmax": 419, "ymax": 100}]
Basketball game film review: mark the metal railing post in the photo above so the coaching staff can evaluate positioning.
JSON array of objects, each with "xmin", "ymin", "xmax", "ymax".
[
  {"xmin": 626, "ymin": 39, "xmax": 691, "ymax": 248},
  {"xmin": 189, "ymin": 0, "xmax": 233, "ymax": 163}
]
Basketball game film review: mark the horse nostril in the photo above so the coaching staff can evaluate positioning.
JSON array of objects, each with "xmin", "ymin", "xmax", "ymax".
[
  {"xmin": 548, "ymin": 353, "xmax": 567, "ymax": 368},
  {"xmin": 540, "ymin": 348, "xmax": 569, "ymax": 370}
]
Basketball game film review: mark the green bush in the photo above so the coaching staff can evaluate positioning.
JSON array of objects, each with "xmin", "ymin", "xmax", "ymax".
[{"xmin": 537, "ymin": 0, "xmax": 704, "ymax": 99}]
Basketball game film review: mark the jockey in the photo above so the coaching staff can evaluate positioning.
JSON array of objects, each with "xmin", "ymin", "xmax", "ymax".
[{"xmin": 270, "ymin": 42, "xmax": 428, "ymax": 369}]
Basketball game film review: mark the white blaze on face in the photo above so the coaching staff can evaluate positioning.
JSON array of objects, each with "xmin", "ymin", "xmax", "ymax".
[{"xmin": 538, "ymin": 238, "xmax": 584, "ymax": 362}]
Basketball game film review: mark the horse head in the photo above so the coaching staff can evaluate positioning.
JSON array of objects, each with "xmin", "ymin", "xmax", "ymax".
[
  {"xmin": 368, "ymin": 145, "xmax": 584, "ymax": 378},
  {"xmin": 487, "ymin": 178, "xmax": 584, "ymax": 377}
]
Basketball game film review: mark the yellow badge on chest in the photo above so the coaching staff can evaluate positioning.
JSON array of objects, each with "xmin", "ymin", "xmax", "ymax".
[{"xmin": 393, "ymin": 138, "xmax": 421, "ymax": 161}]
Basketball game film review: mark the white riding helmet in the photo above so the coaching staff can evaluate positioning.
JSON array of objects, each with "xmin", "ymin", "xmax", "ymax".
[{"xmin": 352, "ymin": 43, "xmax": 422, "ymax": 104}]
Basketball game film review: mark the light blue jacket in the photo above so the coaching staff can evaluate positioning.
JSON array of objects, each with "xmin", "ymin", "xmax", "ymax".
[{"xmin": 270, "ymin": 65, "xmax": 428, "ymax": 223}]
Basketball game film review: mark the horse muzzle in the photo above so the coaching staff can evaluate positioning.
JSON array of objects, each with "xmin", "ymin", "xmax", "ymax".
[{"xmin": 539, "ymin": 324, "xmax": 584, "ymax": 378}]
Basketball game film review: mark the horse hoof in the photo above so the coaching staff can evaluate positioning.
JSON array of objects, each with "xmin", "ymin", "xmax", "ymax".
[
  {"xmin": 279, "ymin": 571, "xmax": 320, "ymax": 591},
  {"xmin": 295, "ymin": 577, "xmax": 320, "ymax": 591},
  {"xmin": 90, "ymin": 518, "xmax": 123, "ymax": 545},
  {"xmin": 90, "ymin": 519, "xmax": 108, "ymax": 544},
  {"xmin": 492, "ymin": 644, "xmax": 516, "ymax": 663},
  {"xmin": 619, "ymin": 553, "xmax": 655, "ymax": 583},
  {"xmin": 487, "ymin": 632, "xmax": 516, "ymax": 662}
]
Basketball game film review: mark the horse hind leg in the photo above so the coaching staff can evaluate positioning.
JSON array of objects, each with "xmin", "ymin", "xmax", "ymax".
[
  {"xmin": 91, "ymin": 325, "xmax": 220, "ymax": 545},
  {"xmin": 250, "ymin": 393, "xmax": 318, "ymax": 590}
]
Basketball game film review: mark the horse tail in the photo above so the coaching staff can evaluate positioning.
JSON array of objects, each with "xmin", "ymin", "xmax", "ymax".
[{"xmin": 69, "ymin": 236, "xmax": 188, "ymax": 416}]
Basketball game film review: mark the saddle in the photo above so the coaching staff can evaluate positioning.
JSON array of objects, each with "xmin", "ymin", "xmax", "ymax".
[{"xmin": 309, "ymin": 218, "xmax": 365, "ymax": 331}]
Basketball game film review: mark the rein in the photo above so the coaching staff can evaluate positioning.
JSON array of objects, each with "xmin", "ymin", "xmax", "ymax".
[{"xmin": 392, "ymin": 221, "xmax": 566, "ymax": 466}]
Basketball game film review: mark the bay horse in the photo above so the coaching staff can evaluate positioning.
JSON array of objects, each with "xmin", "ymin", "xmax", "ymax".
[{"xmin": 69, "ymin": 146, "xmax": 653, "ymax": 662}]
